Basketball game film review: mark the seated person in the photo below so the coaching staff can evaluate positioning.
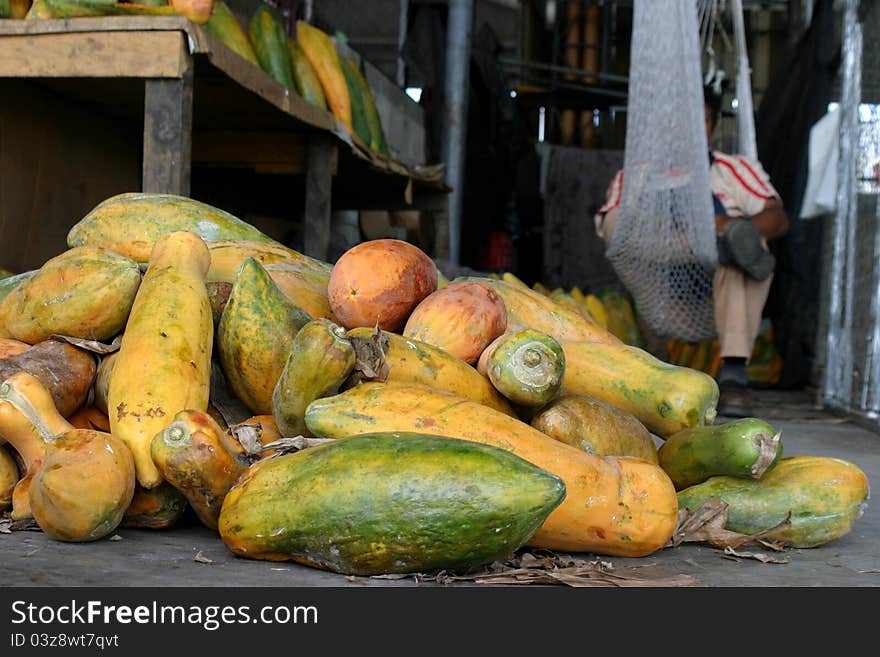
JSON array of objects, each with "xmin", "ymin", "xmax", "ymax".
[{"xmin": 594, "ymin": 85, "xmax": 789, "ymax": 417}]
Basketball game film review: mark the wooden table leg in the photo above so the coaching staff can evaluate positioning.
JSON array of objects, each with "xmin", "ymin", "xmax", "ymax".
[
  {"xmin": 303, "ymin": 136, "xmax": 338, "ymax": 261},
  {"xmin": 142, "ymin": 59, "xmax": 194, "ymax": 196}
]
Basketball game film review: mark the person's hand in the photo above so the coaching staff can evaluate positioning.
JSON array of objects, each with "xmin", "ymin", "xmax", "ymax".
[{"xmin": 715, "ymin": 214, "xmax": 731, "ymax": 234}]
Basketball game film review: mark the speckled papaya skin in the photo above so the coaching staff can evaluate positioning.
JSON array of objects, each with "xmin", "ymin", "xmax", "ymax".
[
  {"xmin": 67, "ymin": 192, "xmax": 280, "ymax": 262},
  {"xmin": 272, "ymin": 319, "xmax": 355, "ymax": 438},
  {"xmin": 561, "ymin": 341, "xmax": 719, "ymax": 439},
  {"xmin": 108, "ymin": 231, "xmax": 214, "ymax": 489},
  {"xmin": 457, "ymin": 277, "xmax": 621, "ymax": 345},
  {"xmin": 151, "ymin": 410, "xmax": 249, "ymax": 530},
  {"xmin": 304, "ymin": 382, "xmax": 679, "ymax": 557},
  {"xmin": 30, "ymin": 428, "xmax": 135, "ymax": 542},
  {"xmin": 346, "ymin": 327, "xmax": 515, "ymax": 417},
  {"xmin": 402, "ymin": 280, "xmax": 507, "ymax": 365},
  {"xmin": 677, "ymin": 455, "xmax": 870, "ymax": 548},
  {"xmin": 0, "ymin": 246, "xmax": 141, "ymax": 344},
  {"xmin": 531, "ymin": 394, "xmax": 658, "ymax": 463},
  {"xmin": 206, "ymin": 240, "xmax": 331, "ymax": 285},
  {"xmin": 218, "ymin": 432, "xmax": 566, "ymax": 574},
  {"xmin": 217, "ymin": 257, "xmax": 311, "ymax": 415},
  {"xmin": 0, "ymin": 271, "xmax": 35, "ymax": 306}
]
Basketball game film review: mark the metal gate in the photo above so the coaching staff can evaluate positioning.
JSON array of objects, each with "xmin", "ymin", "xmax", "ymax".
[{"xmin": 822, "ymin": 0, "xmax": 880, "ymax": 428}]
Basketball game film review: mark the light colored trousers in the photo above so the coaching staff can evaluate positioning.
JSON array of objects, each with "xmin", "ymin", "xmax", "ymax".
[{"xmin": 597, "ymin": 207, "xmax": 772, "ymax": 360}]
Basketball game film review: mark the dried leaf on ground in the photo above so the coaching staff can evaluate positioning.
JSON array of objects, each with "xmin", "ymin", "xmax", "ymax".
[
  {"xmin": 721, "ymin": 546, "xmax": 789, "ymax": 564},
  {"xmin": 371, "ymin": 551, "xmax": 702, "ymax": 588},
  {"xmin": 0, "ymin": 514, "xmax": 41, "ymax": 534},
  {"xmin": 668, "ymin": 497, "xmax": 791, "ymax": 552},
  {"xmin": 193, "ymin": 550, "xmax": 215, "ymax": 564}
]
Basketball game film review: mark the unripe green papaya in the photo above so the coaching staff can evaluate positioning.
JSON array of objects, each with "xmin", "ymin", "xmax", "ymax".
[
  {"xmin": 658, "ymin": 418, "xmax": 782, "ymax": 490},
  {"xmin": 272, "ymin": 319, "xmax": 356, "ymax": 437},
  {"xmin": 219, "ymin": 432, "xmax": 566, "ymax": 575}
]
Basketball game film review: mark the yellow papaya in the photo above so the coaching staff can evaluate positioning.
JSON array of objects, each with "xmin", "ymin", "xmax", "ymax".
[
  {"xmin": 108, "ymin": 231, "xmax": 214, "ymax": 489},
  {"xmin": 346, "ymin": 327, "xmax": 516, "ymax": 417},
  {"xmin": 304, "ymin": 382, "xmax": 679, "ymax": 557},
  {"xmin": 0, "ymin": 246, "xmax": 141, "ymax": 344},
  {"xmin": 296, "ymin": 20, "xmax": 352, "ymax": 132},
  {"xmin": 531, "ymin": 394, "xmax": 658, "ymax": 463}
]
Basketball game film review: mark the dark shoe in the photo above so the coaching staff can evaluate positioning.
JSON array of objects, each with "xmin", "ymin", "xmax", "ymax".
[
  {"xmin": 716, "ymin": 380, "xmax": 754, "ymax": 418},
  {"xmin": 717, "ymin": 219, "xmax": 775, "ymax": 281}
]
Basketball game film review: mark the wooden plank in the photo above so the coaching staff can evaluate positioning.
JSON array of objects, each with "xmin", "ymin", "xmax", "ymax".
[
  {"xmin": 0, "ymin": 31, "xmax": 188, "ymax": 78},
  {"xmin": 143, "ymin": 58, "xmax": 194, "ymax": 195},
  {"xmin": 0, "ymin": 16, "xmax": 190, "ymax": 36},
  {"xmin": 303, "ymin": 136, "xmax": 338, "ymax": 261}
]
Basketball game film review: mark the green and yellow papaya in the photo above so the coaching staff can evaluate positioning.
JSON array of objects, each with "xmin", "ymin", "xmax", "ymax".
[
  {"xmin": 561, "ymin": 341, "xmax": 719, "ymax": 439},
  {"xmin": 658, "ymin": 418, "xmax": 782, "ymax": 490},
  {"xmin": 0, "ymin": 246, "xmax": 141, "ymax": 344},
  {"xmin": 217, "ymin": 257, "xmax": 311, "ymax": 415},
  {"xmin": 288, "ymin": 38, "xmax": 328, "ymax": 109},
  {"xmin": 205, "ymin": 0, "xmax": 260, "ymax": 65},
  {"xmin": 345, "ymin": 327, "xmax": 515, "ymax": 417},
  {"xmin": 67, "ymin": 192, "xmax": 280, "ymax": 263},
  {"xmin": 248, "ymin": 3, "xmax": 295, "ymax": 90},
  {"xmin": 296, "ymin": 20, "xmax": 352, "ymax": 132},
  {"xmin": 304, "ymin": 382, "xmax": 679, "ymax": 557},
  {"xmin": 272, "ymin": 319, "xmax": 356, "ymax": 437},
  {"xmin": 344, "ymin": 57, "xmax": 388, "ymax": 155},
  {"xmin": 482, "ymin": 329, "xmax": 565, "ymax": 407},
  {"xmin": 340, "ymin": 56, "xmax": 372, "ymax": 146},
  {"xmin": 677, "ymin": 455, "xmax": 870, "ymax": 548},
  {"xmin": 218, "ymin": 432, "xmax": 566, "ymax": 574},
  {"xmin": 151, "ymin": 410, "xmax": 250, "ymax": 530}
]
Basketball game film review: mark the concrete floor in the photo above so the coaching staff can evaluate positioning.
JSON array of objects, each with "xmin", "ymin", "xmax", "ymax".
[{"xmin": 3, "ymin": 388, "xmax": 879, "ymax": 588}]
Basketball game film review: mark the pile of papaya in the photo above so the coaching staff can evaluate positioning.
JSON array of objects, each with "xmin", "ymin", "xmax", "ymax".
[
  {"xmin": 0, "ymin": 192, "xmax": 870, "ymax": 577},
  {"xmin": 8, "ymin": 0, "xmax": 388, "ymax": 156}
]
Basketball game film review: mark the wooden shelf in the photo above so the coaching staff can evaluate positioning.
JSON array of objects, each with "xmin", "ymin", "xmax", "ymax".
[{"xmin": 0, "ymin": 16, "xmax": 447, "ymax": 263}]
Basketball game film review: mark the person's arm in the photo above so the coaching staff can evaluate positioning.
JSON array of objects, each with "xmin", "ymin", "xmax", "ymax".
[
  {"xmin": 716, "ymin": 196, "xmax": 789, "ymax": 240},
  {"xmin": 747, "ymin": 196, "xmax": 789, "ymax": 240}
]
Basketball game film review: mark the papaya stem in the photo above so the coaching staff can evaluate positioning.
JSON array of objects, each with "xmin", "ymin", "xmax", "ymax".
[{"xmin": 751, "ymin": 432, "xmax": 781, "ymax": 479}]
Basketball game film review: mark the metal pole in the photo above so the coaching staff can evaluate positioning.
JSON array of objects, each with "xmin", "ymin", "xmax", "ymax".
[
  {"xmin": 443, "ymin": 0, "xmax": 475, "ymax": 265},
  {"xmin": 824, "ymin": 0, "xmax": 861, "ymax": 409},
  {"xmin": 397, "ymin": 0, "xmax": 409, "ymax": 88},
  {"xmin": 730, "ymin": 0, "xmax": 757, "ymax": 160}
]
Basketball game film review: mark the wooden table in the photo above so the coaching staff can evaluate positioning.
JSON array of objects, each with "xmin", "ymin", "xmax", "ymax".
[{"xmin": 0, "ymin": 16, "xmax": 447, "ymax": 264}]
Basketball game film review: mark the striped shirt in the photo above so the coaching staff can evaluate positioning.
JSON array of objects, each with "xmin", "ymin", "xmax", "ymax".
[{"xmin": 596, "ymin": 150, "xmax": 779, "ymax": 223}]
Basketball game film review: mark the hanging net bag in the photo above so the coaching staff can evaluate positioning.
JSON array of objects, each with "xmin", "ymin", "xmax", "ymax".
[{"xmin": 606, "ymin": 0, "xmax": 718, "ymax": 343}]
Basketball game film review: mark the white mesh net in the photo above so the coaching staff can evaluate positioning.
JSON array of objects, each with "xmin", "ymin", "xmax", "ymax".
[{"xmin": 606, "ymin": 0, "xmax": 718, "ymax": 343}]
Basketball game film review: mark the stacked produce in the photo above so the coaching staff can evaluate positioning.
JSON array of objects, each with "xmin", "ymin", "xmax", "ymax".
[
  {"xmin": 0, "ymin": 193, "xmax": 870, "ymax": 577},
  {"xmin": 11, "ymin": 0, "xmax": 388, "ymax": 155}
]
